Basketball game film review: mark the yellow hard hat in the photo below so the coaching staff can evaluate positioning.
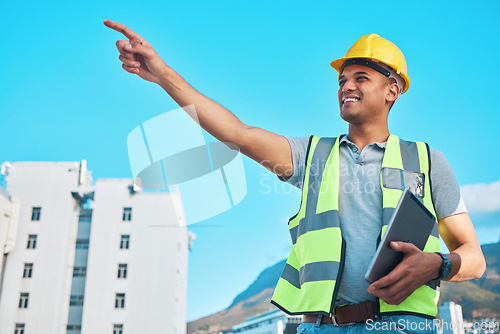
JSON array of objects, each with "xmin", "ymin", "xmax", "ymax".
[{"xmin": 330, "ymin": 34, "xmax": 410, "ymax": 94}]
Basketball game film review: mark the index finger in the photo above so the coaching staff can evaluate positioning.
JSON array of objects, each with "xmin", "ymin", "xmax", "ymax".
[{"xmin": 104, "ymin": 19, "xmax": 145, "ymax": 43}]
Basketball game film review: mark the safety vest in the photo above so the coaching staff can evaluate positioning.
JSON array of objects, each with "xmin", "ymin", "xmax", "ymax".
[{"xmin": 271, "ymin": 134, "xmax": 441, "ymax": 318}]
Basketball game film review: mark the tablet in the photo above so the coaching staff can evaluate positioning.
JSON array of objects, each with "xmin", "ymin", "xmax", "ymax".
[{"xmin": 365, "ymin": 188, "xmax": 436, "ymax": 283}]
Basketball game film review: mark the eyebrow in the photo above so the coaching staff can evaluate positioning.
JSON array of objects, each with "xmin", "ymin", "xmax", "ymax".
[{"xmin": 339, "ymin": 71, "xmax": 370, "ymax": 81}]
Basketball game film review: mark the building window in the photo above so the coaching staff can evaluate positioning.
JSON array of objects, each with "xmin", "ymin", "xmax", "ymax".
[
  {"xmin": 113, "ymin": 324, "xmax": 123, "ymax": 334},
  {"xmin": 14, "ymin": 324, "xmax": 25, "ymax": 334},
  {"xmin": 66, "ymin": 324, "xmax": 82, "ymax": 330},
  {"xmin": 120, "ymin": 235, "xmax": 130, "ymax": 249},
  {"xmin": 27, "ymin": 234, "xmax": 37, "ymax": 249},
  {"xmin": 18, "ymin": 293, "xmax": 29, "ymax": 309},
  {"xmin": 31, "ymin": 207, "xmax": 41, "ymax": 221},
  {"xmin": 122, "ymin": 207, "xmax": 132, "ymax": 221},
  {"xmin": 23, "ymin": 263, "xmax": 33, "ymax": 278},
  {"xmin": 117, "ymin": 264, "xmax": 128, "ymax": 279},
  {"xmin": 115, "ymin": 293, "xmax": 125, "ymax": 309},
  {"xmin": 69, "ymin": 295, "xmax": 84, "ymax": 306},
  {"xmin": 73, "ymin": 266, "xmax": 87, "ymax": 277},
  {"xmin": 76, "ymin": 239, "xmax": 89, "ymax": 249}
]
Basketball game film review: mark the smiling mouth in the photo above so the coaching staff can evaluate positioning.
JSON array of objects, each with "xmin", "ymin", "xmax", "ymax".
[{"xmin": 342, "ymin": 97, "xmax": 360, "ymax": 105}]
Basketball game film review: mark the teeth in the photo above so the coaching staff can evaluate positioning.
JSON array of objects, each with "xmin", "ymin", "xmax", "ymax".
[{"xmin": 344, "ymin": 98, "xmax": 359, "ymax": 103}]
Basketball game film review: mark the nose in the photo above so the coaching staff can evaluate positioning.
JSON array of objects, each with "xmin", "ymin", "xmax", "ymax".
[{"xmin": 342, "ymin": 77, "xmax": 356, "ymax": 93}]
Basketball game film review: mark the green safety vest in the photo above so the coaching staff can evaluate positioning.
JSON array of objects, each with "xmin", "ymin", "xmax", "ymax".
[{"xmin": 271, "ymin": 134, "xmax": 441, "ymax": 318}]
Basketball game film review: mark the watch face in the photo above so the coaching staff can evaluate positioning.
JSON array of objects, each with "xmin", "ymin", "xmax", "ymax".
[
  {"xmin": 439, "ymin": 253, "xmax": 452, "ymax": 280},
  {"xmin": 442, "ymin": 259, "xmax": 452, "ymax": 279}
]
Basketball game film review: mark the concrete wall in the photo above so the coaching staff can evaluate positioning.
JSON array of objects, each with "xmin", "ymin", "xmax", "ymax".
[
  {"xmin": 0, "ymin": 162, "xmax": 91, "ymax": 334},
  {"xmin": 81, "ymin": 179, "xmax": 188, "ymax": 334},
  {"xmin": 0, "ymin": 162, "xmax": 189, "ymax": 334},
  {"xmin": 0, "ymin": 188, "xmax": 20, "ymax": 294}
]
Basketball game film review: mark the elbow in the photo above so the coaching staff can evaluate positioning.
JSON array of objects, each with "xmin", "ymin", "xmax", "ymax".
[
  {"xmin": 475, "ymin": 245, "xmax": 487, "ymax": 279},
  {"xmin": 474, "ymin": 256, "xmax": 487, "ymax": 280},
  {"xmin": 223, "ymin": 125, "xmax": 251, "ymax": 151},
  {"xmin": 222, "ymin": 140, "xmax": 243, "ymax": 152},
  {"xmin": 467, "ymin": 251, "xmax": 487, "ymax": 280},
  {"xmin": 450, "ymin": 248, "xmax": 486, "ymax": 282}
]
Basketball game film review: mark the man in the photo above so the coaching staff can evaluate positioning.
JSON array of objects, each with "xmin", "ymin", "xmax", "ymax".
[{"xmin": 104, "ymin": 20, "xmax": 485, "ymax": 333}]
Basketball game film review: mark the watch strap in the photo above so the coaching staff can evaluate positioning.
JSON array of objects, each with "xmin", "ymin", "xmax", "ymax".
[{"xmin": 435, "ymin": 252, "xmax": 451, "ymax": 280}]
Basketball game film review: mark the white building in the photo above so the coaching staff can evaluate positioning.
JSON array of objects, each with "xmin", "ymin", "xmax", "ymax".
[
  {"xmin": 0, "ymin": 161, "xmax": 193, "ymax": 334},
  {"xmin": 232, "ymin": 309, "xmax": 302, "ymax": 334},
  {"xmin": 439, "ymin": 301, "xmax": 465, "ymax": 334},
  {"xmin": 0, "ymin": 184, "xmax": 20, "ymax": 292}
]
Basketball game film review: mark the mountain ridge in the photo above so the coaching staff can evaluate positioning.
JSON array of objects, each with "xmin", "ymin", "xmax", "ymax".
[{"xmin": 228, "ymin": 259, "xmax": 286, "ymax": 309}]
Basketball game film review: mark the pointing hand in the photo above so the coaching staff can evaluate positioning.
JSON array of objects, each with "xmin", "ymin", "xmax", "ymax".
[{"xmin": 104, "ymin": 19, "xmax": 169, "ymax": 84}]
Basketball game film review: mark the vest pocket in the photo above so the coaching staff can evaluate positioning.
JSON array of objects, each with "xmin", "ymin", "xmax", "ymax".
[{"xmin": 382, "ymin": 167, "xmax": 425, "ymax": 199}]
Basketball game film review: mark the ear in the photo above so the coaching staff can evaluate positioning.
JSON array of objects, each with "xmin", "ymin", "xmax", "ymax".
[{"xmin": 385, "ymin": 81, "xmax": 400, "ymax": 103}]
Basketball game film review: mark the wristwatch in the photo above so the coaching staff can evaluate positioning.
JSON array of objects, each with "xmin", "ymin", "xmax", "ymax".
[{"xmin": 435, "ymin": 252, "xmax": 452, "ymax": 280}]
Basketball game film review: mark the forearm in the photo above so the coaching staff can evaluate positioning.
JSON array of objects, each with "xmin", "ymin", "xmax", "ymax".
[
  {"xmin": 368, "ymin": 240, "xmax": 485, "ymax": 305},
  {"xmin": 444, "ymin": 242, "xmax": 486, "ymax": 282},
  {"xmin": 157, "ymin": 66, "xmax": 249, "ymax": 147},
  {"xmin": 437, "ymin": 213, "xmax": 486, "ymax": 282}
]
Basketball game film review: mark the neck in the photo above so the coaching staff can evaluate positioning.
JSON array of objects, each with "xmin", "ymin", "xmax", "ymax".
[{"xmin": 347, "ymin": 122, "xmax": 390, "ymax": 151}]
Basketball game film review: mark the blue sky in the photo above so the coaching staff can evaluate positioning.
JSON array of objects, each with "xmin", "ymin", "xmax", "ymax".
[{"xmin": 1, "ymin": 0, "xmax": 499, "ymax": 322}]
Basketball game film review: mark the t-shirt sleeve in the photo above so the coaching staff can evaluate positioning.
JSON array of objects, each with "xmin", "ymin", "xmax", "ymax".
[
  {"xmin": 277, "ymin": 136, "xmax": 310, "ymax": 189},
  {"xmin": 430, "ymin": 148, "xmax": 468, "ymax": 219}
]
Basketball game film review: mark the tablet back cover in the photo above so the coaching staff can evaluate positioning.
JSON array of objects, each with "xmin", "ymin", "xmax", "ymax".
[{"xmin": 365, "ymin": 189, "xmax": 436, "ymax": 283}]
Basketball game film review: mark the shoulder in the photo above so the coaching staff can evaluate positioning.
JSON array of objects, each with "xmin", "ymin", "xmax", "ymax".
[
  {"xmin": 286, "ymin": 136, "xmax": 311, "ymax": 149},
  {"xmin": 426, "ymin": 147, "xmax": 467, "ymax": 218},
  {"xmin": 428, "ymin": 147, "xmax": 449, "ymax": 168}
]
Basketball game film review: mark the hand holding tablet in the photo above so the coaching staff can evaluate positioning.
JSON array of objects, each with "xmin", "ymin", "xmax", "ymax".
[{"xmin": 365, "ymin": 188, "xmax": 436, "ymax": 283}]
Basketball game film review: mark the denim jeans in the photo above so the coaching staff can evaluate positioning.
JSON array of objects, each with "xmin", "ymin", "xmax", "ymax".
[{"xmin": 296, "ymin": 314, "xmax": 438, "ymax": 334}]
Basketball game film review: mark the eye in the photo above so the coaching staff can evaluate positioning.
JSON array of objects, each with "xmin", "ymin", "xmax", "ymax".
[
  {"xmin": 339, "ymin": 80, "xmax": 346, "ymax": 86},
  {"xmin": 356, "ymin": 76, "xmax": 368, "ymax": 81}
]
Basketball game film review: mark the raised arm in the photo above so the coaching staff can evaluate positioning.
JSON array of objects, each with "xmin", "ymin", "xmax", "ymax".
[{"xmin": 104, "ymin": 20, "xmax": 293, "ymax": 178}]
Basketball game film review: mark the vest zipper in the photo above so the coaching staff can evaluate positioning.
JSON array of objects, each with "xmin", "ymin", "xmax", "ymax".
[{"xmin": 329, "ymin": 236, "xmax": 346, "ymax": 314}]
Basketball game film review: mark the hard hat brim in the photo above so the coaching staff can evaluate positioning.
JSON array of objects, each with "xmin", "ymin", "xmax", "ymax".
[{"xmin": 330, "ymin": 57, "xmax": 410, "ymax": 94}]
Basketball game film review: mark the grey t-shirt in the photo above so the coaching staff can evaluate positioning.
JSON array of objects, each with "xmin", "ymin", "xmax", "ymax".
[{"xmin": 280, "ymin": 135, "xmax": 467, "ymax": 306}]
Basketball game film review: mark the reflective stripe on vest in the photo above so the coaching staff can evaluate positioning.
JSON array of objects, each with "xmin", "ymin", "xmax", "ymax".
[{"xmin": 271, "ymin": 134, "xmax": 440, "ymax": 318}]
